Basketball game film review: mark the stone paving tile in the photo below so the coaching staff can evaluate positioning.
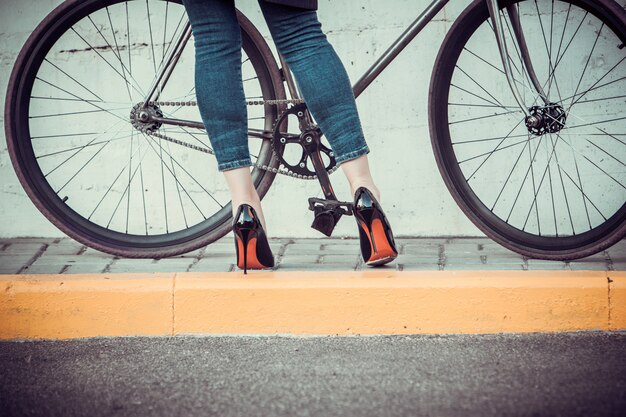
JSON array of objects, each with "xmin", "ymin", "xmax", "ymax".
[
  {"xmin": 1, "ymin": 242, "xmax": 48, "ymax": 256},
  {"xmin": 62, "ymin": 262, "xmax": 113, "ymax": 274},
  {"xmin": 318, "ymin": 254, "xmax": 359, "ymax": 264},
  {"xmin": 401, "ymin": 263, "xmax": 440, "ymax": 271},
  {"xmin": 0, "ymin": 256, "xmax": 37, "ymax": 274},
  {"xmin": 80, "ymin": 247, "xmax": 117, "ymax": 259},
  {"xmin": 319, "ymin": 243, "xmax": 360, "ymax": 254},
  {"xmin": 309, "ymin": 263, "xmax": 360, "ymax": 271},
  {"xmin": 282, "ymin": 244, "xmax": 322, "ymax": 257},
  {"xmin": 568, "ymin": 261, "xmax": 610, "ymax": 271},
  {"xmin": 276, "ymin": 256, "xmax": 322, "ymax": 271},
  {"xmin": 607, "ymin": 242, "xmax": 626, "ymax": 271},
  {"xmin": 567, "ymin": 252, "xmax": 610, "ymax": 271},
  {"xmin": 444, "ymin": 263, "xmax": 524, "ymax": 271},
  {"xmin": 107, "ymin": 258, "xmax": 195, "ymax": 274},
  {"xmin": 39, "ymin": 239, "xmax": 86, "ymax": 256},
  {"xmin": 187, "ymin": 257, "xmax": 233, "ymax": 273},
  {"xmin": 24, "ymin": 256, "xmax": 74, "ymax": 275},
  {"xmin": 526, "ymin": 260, "xmax": 570, "ymax": 271},
  {"xmin": 202, "ymin": 245, "xmax": 235, "ymax": 257}
]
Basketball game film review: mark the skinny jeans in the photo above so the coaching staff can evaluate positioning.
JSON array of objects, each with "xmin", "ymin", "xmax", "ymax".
[{"xmin": 181, "ymin": 0, "xmax": 369, "ymax": 171}]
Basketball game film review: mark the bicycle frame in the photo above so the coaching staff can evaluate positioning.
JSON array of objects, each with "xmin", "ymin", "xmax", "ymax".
[{"xmin": 143, "ymin": 0, "xmax": 546, "ymax": 135}]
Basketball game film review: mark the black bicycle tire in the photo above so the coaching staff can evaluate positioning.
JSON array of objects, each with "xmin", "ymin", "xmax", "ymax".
[
  {"xmin": 4, "ymin": 0, "xmax": 287, "ymax": 258},
  {"xmin": 429, "ymin": 0, "xmax": 626, "ymax": 260}
]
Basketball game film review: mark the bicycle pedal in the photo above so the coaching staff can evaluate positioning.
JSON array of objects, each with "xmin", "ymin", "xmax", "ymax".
[
  {"xmin": 311, "ymin": 210, "xmax": 337, "ymax": 237},
  {"xmin": 308, "ymin": 197, "xmax": 354, "ymax": 216}
]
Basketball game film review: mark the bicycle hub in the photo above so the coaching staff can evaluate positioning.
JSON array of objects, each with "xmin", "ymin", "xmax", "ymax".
[
  {"xmin": 525, "ymin": 103, "xmax": 567, "ymax": 136},
  {"xmin": 130, "ymin": 102, "xmax": 164, "ymax": 133}
]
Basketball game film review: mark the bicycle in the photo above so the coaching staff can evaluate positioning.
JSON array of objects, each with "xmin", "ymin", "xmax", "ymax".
[{"xmin": 5, "ymin": 0, "xmax": 626, "ymax": 260}]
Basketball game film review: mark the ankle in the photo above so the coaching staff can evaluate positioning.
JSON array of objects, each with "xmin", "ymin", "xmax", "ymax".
[
  {"xmin": 232, "ymin": 198, "xmax": 268, "ymax": 232},
  {"xmin": 350, "ymin": 182, "xmax": 381, "ymax": 202}
]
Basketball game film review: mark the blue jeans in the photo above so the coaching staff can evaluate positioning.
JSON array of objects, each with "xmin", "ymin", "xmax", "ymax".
[{"xmin": 182, "ymin": 0, "xmax": 370, "ymax": 171}]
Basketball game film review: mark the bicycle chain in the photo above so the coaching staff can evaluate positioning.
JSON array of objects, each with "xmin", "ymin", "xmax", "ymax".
[{"xmin": 141, "ymin": 99, "xmax": 339, "ymax": 180}]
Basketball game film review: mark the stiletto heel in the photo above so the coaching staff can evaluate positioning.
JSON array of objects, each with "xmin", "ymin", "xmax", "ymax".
[
  {"xmin": 233, "ymin": 203, "xmax": 275, "ymax": 274},
  {"xmin": 353, "ymin": 186, "xmax": 398, "ymax": 266}
]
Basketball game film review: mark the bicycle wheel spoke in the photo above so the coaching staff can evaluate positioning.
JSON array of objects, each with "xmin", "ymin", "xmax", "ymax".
[
  {"xmin": 43, "ymin": 121, "xmax": 126, "ymax": 177},
  {"xmin": 87, "ymin": 14, "xmax": 134, "ymax": 100},
  {"xmin": 142, "ymin": 132, "xmax": 223, "ymax": 210},
  {"xmin": 505, "ymin": 134, "xmax": 544, "ymax": 223},
  {"xmin": 449, "ymin": 101, "xmax": 518, "ymax": 108},
  {"xmin": 463, "ymin": 118, "xmax": 525, "ymax": 178},
  {"xmin": 455, "ymin": 65, "xmax": 507, "ymax": 111},
  {"xmin": 490, "ymin": 137, "xmax": 530, "ymax": 212},
  {"xmin": 43, "ymin": 58, "xmax": 104, "ymax": 103},
  {"xmin": 586, "ymin": 139, "xmax": 626, "ymax": 168},
  {"xmin": 35, "ymin": 77, "xmax": 129, "ymax": 125},
  {"xmin": 138, "ymin": 135, "xmax": 148, "ymax": 236},
  {"xmin": 69, "ymin": 27, "xmax": 144, "ymax": 98},
  {"xmin": 141, "ymin": 133, "xmax": 211, "ymax": 219},
  {"xmin": 56, "ymin": 141, "xmax": 110, "ymax": 194},
  {"xmin": 450, "ymin": 83, "xmax": 503, "ymax": 108},
  {"xmin": 243, "ymin": 76, "xmax": 259, "ymax": 83},
  {"xmin": 31, "ymin": 132, "xmax": 99, "ymax": 140},
  {"xmin": 568, "ymin": 60, "xmax": 626, "ymax": 108},
  {"xmin": 166, "ymin": 137, "xmax": 189, "ymax": 229},
  {"xmin": 547, "ymin": 3, "xmax": 572, "ymax": 92},
  {"xmin": 105, "ymin": 142, "xmax": 153, "ymax": 229},
  {"xmin": 557, "ymin": 135, "xmax": 626, "ymax": 191},
  {"xmin": 574, "ymin": 94, "xmax": 626, "ymax": 105},
  {"xmin": 534, "ymin": 0, "xmax": 558, "ymax": 100},
  {"xmin": 146, "ymin": 0, "xmax": 158, "ymax": 74},
  {"xmin": 450, "ymin": 108, "xmax": 521, "ymax": 125},
  {"xmin": 548, "ymin": 133, "xmax": 575, "ymax": 234},
  {"xmin": 126, "ymin": 2, "xmax": 132, "ymax": 77},
  {"xmin": 453, "ymin": 133, "xmax": 528, "ymax": 145},
  {"xmin": 567, "ymin": 23, "xmax": 604, "ymax": 113},
  {"xmin": 30, "ymin": 106, "xmax": 129, "ymax": 119},
  {"xmin": 558, "ymin": 161, "xmax": 607, "ymax": 221},
  {"xmin": 36, "ymin": 134, "xmax": 130, "ymax": 159},
  {"xmin": 162, "ymin": 1, "xmax": 169, "ymax": 63},
  {"xmin": 125, "ymin": 130, "xmax": 134, "ymax": 233},
  {"xmin": 89, "ymin": 138, "xmax": 145, "ymax": 220},
  {"xmin": 564, "ymin": 116, "xmax": 626, "ymax": 130}
]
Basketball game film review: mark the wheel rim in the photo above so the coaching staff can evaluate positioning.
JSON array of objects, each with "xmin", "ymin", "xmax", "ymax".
[
  {"xmin": 11, "ymin": 0, "xmax": 279, "ymax": 249},
  {"xmin": 434, "ymin": 0, "xmax": 626, "ymax": 252}
]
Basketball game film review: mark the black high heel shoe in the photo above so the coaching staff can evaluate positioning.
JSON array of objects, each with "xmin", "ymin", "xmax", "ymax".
[
  {"xmin": 232, "ymin": 203, "xmax": 274, "ymax": 274},
  {"xmin": 353, "ymin": 186, "xmax": 398, "ymax": 266}
]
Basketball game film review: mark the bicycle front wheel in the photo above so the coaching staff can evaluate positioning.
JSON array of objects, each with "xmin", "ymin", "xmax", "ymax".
[
  {"xmin": 429, "ymin": 0, "xmax": 626, "ymax": 260},
  {"xmin": 5, "ymin": 0, "xmax": 286, "ymax": 257}
]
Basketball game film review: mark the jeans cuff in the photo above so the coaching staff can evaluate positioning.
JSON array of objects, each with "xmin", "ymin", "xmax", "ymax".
[
  {"xmin": 335, "ymin": 144, "xmax": 370, "ymax": 166},
  {"xmin": 218, "ymin": 158, "xmax": 253, "ymax": 172}
]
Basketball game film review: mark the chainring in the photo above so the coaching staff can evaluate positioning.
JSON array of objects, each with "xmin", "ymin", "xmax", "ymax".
[{"xmin": 271, "ymin": 103, "xmax": 337, "ymax": 177}]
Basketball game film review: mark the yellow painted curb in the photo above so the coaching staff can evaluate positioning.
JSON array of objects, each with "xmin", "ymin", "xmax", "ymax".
[
  {"xmin": 0, "ymin": 270, "xmax": 618, "ymax": 340},
  {"xmin": 1, "ymin": 274, "xmax": 173, "ymax": 339},
  {"xmin": 608, "ymin": 271, "xmax": 626, "ymax": 331}
]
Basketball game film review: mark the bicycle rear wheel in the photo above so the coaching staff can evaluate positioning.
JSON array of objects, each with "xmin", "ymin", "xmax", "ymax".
[
  {"xmin": 5, "ymin": 0, "xmax": 286, "ymax": 257},
  {"xmin": 429, "ymin": 0, "xmax": 626, "ymax": 260}
]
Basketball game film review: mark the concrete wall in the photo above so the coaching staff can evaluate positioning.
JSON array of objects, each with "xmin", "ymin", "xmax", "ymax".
[{"xmin": 1, "ymin": 0, "xmax": 621, "ymax": 240}]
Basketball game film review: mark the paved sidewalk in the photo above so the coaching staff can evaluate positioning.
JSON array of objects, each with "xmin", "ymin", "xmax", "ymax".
[{"xmin": 0, "ymin": 237, "xmax": 624, "ymax": 274}]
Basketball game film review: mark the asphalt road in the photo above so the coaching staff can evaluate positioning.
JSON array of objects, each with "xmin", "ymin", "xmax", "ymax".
[{"xmin": 1, "ymin": 332, "xmax": 625, "ymax": 417}]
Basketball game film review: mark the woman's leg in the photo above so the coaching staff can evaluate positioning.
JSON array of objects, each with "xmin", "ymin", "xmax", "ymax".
[
  {"xmin": 182, "ymin": 0, "xmax": 268, "ymax": 230},
  {"xmin": 258, "ymin": 1, "xmax": 381, "ymax": 202}
]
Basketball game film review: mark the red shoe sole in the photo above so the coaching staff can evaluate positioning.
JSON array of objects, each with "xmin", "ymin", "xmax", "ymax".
[
  {"xmin": 358, "ymin": 217, "xmax": 398, "ymax": 266},
  {"xmin": 235, "ymin": 235, "xmax": 267, "ymax": 270}
]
